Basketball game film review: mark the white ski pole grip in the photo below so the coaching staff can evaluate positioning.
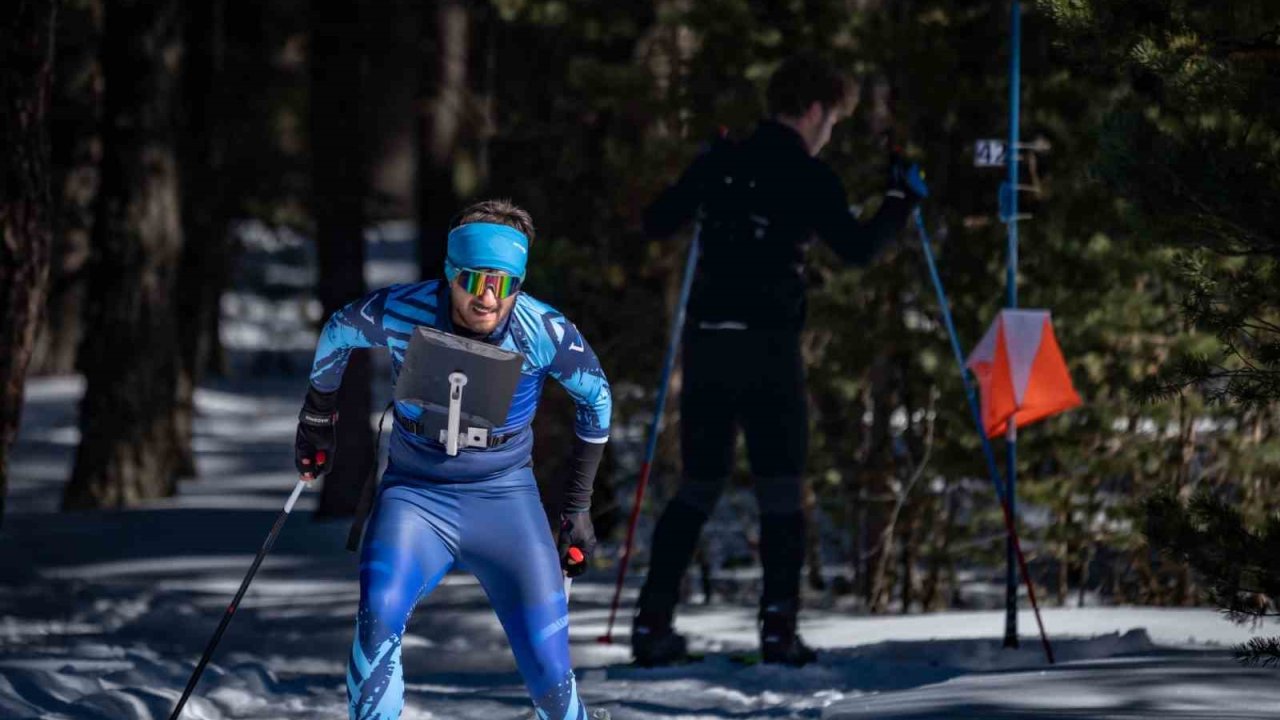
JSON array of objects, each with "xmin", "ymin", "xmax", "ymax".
[{"xmin": 284, "ymin": 478, "xmax": 306, "ymax": 514}]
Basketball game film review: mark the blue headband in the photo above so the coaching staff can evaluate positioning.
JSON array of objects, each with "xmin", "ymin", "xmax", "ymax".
[{"xmin": 445, "ymin": 222, "xmax": 530, "ymax": 281}]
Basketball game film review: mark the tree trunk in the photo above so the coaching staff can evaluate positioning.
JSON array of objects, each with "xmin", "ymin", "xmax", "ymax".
[
  {"xmin": 1057, "ymin": 499, "xmax": 1070, "ymax": 605},
  {"xmin": 311, "ymin": 0, "xmax": 372, "ymax": 518},
  {"xmin": 635, "ymin": 0, "xmax": 696, "ymax": 143},
  {"xmin": 861, "ymin": 354, "xmax": 895, "ymax": 612},
  {"xmin": 364, "ymin": 0, "xmax": 423, "ymax": 221},
  {"xmin": 899, "ymin": 509, "xmax": 919, "ymax": 614},
  {"xmin": 0, "ymin": 0, "xmax": 58, "ymax": 527},
  {"xmin": 804, "ymin": 480, "xmax": 826, "ymax": 591},
  {"xmin": 1175, "ymin": 396, "xmax": 1198, "ymax": 606},
  {"xmin": 416, "ymin": 0, "xmax": 469, "ymax": 280},
  {"xmin": 32, "ymin": 0, "xmax": 100, "ymax": 377},
  {"xmin": 868, "ymin": 489, "xmax": 894, "ymax": 613},
  {"xmin": 922, "ymin": 479, "xmax": 956, "ymax": 611},
  {"xmin": 34, "ymin": 232, "xmax": 91, "ymax": 375},
  {"xmin": 65, "ymin": 0, "xmax": 185, "ymax": 510},
  {"xmin": 1078, "ymin": 540, "xmax": 1094, "ymax": 607},
  {"xmin": 173, "ymin": 0, "xmax": 231, "ymax": 479},
  {"xmin": 853, "ymin": 486, "xmax": 868, "ymax": 602},
  {"xmin": 470, "ymin": 7, "xmax": 496, "ymax": 195}
]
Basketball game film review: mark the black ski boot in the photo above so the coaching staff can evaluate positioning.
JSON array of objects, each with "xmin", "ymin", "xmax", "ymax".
[
  {"xmin": 759, "ymin": 600, "xmax": 817, "ymax": 667},
  {"xmin": 631, "ymin": 498, "xmax": 711, "ymax": 667},
  {"xmin": 631, "ymin": 607, "xmax": 690, "ymax": 667}
]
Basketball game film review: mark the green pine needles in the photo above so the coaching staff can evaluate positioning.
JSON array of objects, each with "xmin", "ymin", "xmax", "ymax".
[{"xmin": 1146, "ymin": 489, "xmax": 1280, "ymax": 665}]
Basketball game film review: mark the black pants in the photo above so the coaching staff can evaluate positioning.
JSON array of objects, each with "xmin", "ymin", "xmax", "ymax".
[{"xmin": 638, "ymin": 327, "xmax": 808, "ymax": 616}]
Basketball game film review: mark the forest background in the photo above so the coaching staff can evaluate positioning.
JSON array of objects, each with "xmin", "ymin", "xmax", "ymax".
[{"xmin": 2, "ymin": 0, "xmax": 1278, "ymax": 658}]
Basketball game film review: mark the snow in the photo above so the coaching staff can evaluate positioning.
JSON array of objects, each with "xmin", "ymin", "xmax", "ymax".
[
  {"xmin": 7, "ymin": 375, "xmax": 1279, "ymax": 719},
  {"xmin": 823, "ymin": 654, "xmax": 1280, "ymax": 719}
]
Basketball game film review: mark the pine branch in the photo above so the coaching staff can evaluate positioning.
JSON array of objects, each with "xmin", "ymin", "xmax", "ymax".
[{"xmin": 1235, "ymin": 637, "xmax": 1280, "ymax": 667}]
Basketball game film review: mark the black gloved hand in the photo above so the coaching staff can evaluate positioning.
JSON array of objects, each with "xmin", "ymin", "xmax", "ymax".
[
  {"xmin": 558, "ymin": 510, "xmax": 597, "ymax": 578},
  {"xmin": 887, "ymin": 153, "xmax": 929, "ymax": 202},
  {"xmin": 295, "ymin": 386, "xmax": 338, "ymax": 482}
]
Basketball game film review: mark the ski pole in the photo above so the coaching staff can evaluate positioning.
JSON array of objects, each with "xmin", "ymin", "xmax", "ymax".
[
  {"xmin": 564, "ymin": 546, "xmax": 584, "ymax": 599},
  {"xmin": 169, "ymin": 478, "xmax": 311, "ymax": 719},
  {"xmin": 598, "ymin": 227, "xmax": 700, "ymax": 644},
  {"xmin": 912, "ymin": 208, "xmax": 1055, "ymax": 665}
]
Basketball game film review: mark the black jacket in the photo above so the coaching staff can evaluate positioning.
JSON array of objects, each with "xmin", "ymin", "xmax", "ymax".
[{"xmin": 643, "ymin": 120, "xmax": 911, "ymax": 331}]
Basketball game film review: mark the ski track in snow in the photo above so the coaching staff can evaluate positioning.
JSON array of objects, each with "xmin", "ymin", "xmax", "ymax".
[{"xmin": 6, "ymin": 371, "xmax": 1280, "ymax": 719}]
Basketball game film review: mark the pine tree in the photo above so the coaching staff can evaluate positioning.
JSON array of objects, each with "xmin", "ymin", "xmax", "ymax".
[
  {"xmin": 1145, "ymin": 489, "xmax": 1280, "ymax": 664},
  {"xmin": 1039, "ymin": 0, "xmax": 1280, "ymax": 659}
]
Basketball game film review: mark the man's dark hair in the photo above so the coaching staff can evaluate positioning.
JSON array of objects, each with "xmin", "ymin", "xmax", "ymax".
[
  {"xmin": 454, "ymin": 199, "xmax": 536, "ymax": 243},
  {"xmin": 766, "ymin": 53, "xmax": 854, "ymax": 118}
]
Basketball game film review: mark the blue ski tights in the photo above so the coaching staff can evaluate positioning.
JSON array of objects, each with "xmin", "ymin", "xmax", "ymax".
[{"xmin": 346, "ymin": 466, "xmax": 588, "ymax": 719}]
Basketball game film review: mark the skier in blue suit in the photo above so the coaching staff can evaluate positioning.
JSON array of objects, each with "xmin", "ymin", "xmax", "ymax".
[{"xmin": 293, "ymin": 200, "xmax": 612, "ymax": 720}]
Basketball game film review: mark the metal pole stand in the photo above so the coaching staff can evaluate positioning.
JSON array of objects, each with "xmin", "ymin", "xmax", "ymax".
[{"xmin": 444, "ymin": 371, "xmax": 468, "ymax": 456}]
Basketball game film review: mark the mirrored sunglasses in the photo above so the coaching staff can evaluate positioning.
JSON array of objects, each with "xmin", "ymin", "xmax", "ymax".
[{"xmin": 457, "ymin": 268, "xmax": 522, "ymax": 299}]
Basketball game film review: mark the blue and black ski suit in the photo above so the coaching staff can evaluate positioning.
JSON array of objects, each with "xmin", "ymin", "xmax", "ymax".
[{"xmin": 309, "ymin": 279, "xmax": 611, "ymax": 720}]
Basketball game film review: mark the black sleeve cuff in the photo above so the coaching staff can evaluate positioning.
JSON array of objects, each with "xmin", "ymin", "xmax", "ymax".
[
  {"xmin": 301, "ymin": 385, "xmax": 339, "ymax": 423},
  {"xmin": 563, "ymin": 437, "xmax": 607, "ymax": 513}
]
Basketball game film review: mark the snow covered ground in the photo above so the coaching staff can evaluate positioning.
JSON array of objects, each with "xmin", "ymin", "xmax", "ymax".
[{"xmin": 5, "ymin": 375, "xmax": 1279, "ymax": 720}]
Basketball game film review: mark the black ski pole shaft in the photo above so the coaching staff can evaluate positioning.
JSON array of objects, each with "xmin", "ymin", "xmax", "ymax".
[{"xmin": 169, "ymin": 479, "xmax": 309, "ymax": 720}]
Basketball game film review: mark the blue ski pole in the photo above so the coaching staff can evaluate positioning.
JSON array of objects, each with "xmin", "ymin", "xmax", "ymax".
[
  {"xmin": 913, "ymin": 208, "xmax": 1054, "ymax": 664},
  {"xmin": 599, "ymin": 227, "xmax": 700, "ymax": 644},
  {"xmin": 1004, "ymin": 0, "xmax": 1025, "ymax": 650}
]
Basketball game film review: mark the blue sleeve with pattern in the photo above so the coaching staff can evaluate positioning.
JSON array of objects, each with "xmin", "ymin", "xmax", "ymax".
[
  {"xmin": 308, "ymin": 287, "xmax": 392, "ymax": 392},
  {"xmin": 548, "ymin": 320, "xmax": 612, "ymax": 443}
]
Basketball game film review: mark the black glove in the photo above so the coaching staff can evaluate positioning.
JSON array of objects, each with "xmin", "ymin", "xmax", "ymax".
[
  {"xmin": 887, "ymin": 153, "xmax": 929, "ymax": 202},
  {"xmin": 295, "ymin": 386, "xmax": 338, "ymax": 481},
  {"xmin": 558, "ymin": 510, "xmax": 596, "ymax": 578}
]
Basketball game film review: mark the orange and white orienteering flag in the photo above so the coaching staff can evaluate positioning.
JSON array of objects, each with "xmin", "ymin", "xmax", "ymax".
[{"xmin": 965, "ymin": 309, "xmax": 1082, "ymax": 438}]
